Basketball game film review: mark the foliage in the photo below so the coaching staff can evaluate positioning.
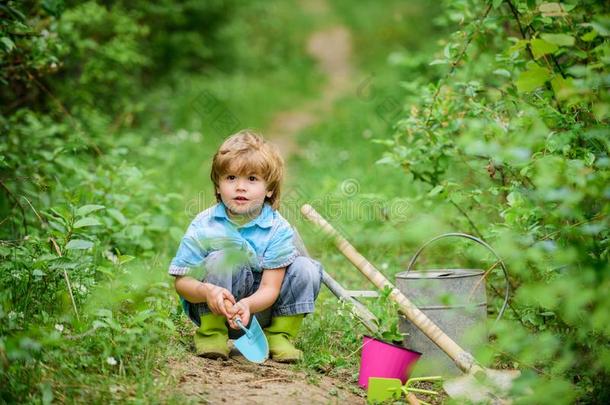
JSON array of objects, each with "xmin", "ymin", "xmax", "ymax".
[
  {"xmin": 298, "ymin": 293, "xmax": 362, "ymax": 381},
  {"xmin": 377, "ymin": 0, "xmax": 610, "ymax": 402},
  {"xmin": 369, "ymin": 287, "xmax": 404, "ymax": 344},
  {"xmin": 1, "ymin": 0, "xmax": 318, "ymax": 402}
]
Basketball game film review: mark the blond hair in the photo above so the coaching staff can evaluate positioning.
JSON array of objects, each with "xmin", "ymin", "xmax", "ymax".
[{"xmin": 211, "ymin": 130, "xmax": 284, "ymax": 209}]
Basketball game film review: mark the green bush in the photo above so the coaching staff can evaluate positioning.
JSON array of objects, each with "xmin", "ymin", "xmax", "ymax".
[
  {"xmin": 378, "ymin": 0, "xmax": 609, "ymax": 402},
  {"xmin": 1, "ymin": 0, "xmax": 316, "ymax": 402}
]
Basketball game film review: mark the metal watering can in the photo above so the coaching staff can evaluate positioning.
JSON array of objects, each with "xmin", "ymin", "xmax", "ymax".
[{"xmin": 396, "ymin": 233, "xmax": 510, "ymax": 376}]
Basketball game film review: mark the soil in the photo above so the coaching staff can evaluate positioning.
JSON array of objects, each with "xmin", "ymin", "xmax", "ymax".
[{"xmin": 167, "ymin": 349, "xmax": 364, "ymax": 404}]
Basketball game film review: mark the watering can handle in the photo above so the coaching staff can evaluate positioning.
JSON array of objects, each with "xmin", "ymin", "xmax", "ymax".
[{"xmin": 406, "ymin": 232, "xmax": 510, "ymax": 322}]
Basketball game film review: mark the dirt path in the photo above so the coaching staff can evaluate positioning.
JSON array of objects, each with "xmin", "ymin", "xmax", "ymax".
[
  {"xmin": 167, "ymin": 349, "xmax": 363, "ymax": 404},
  {"xmin": 266, "ymin": 24, "xmax": 353, "ymax": 157},
  {"xmin": 167, "ymin": 318, "xmax": 363, "ymax": 403},
  {"xmin": 167, "ymin": 5, "xmax": 365, "ymax": 405}
]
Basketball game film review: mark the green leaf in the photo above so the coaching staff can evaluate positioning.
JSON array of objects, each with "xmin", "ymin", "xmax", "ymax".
[
  {"xmin": 375, "ymin": 155, "xmax": 398, "ymax": 166},
  {"xmin": 581, "ymin": 30, "xmax": 597, "ymax": 42},
  {"xmin": 52, "ymin": 261, "xmax": 78, "ymax": 270},
  {"xmin": 41, "ymin": 0, "xmax": 65, "ymax": 17},
  {"xmin": 583, "ymin": 21, "xmax": 609, "ymax": 37},
  {"xmin": 107, "ymin": 208, "xmax": 127, "ymax": 225},
  {"xmin": 118, "ymin": 255, "xmax": 135, "ymax": 265},
  {"xmin": 65, "ymin": 239, "xmax": 94, "ymax": 250},
  {"xmin": 0, "ymin": 37, "xmax": 15, "ymax": 52},
  {"xmin": 133, "ymin": 310, "xmax": 154, "ymax": 324},
  {"xmin": 429, "ymin": 59, "xmax": 448, "ymax": 66},
  {"xmin": 531, "ymin": 38, "xmax": 559, "ymax": 59},
  {"xmin": 126, "ymin": 225, "xmax": 144, "ymax": 238},
  {"xmin": 493, "ymin": 69, "xmax": 511, "ymax": 78},
  {"xmin": 540, "ymin": 33, "xmax": 575, "ymax": 47},
  {"xmin": 540, "ymin": 312, "xmax": 556, "ymax": 317},
  {"xmin": 73, "ymin": 217, "xmax": 102, "ymax": 228},
  {"xmin": 48, "ymin": 220, "xmax": 66, "ymax": 233},
  {"xmin": 428, "ymin": 185, "xmax": 444, "ymax": 196},
  {"xmin": 96, "ymin": 309, "xmax": 113, "ymax": 319},
  {"xmin": 49, "ymin": 208, "xmax": 68, "ymax": 223},
  {"xmin": 92, "ymin": 320, "xmax": 107, "ymax": 330},
  {"xmin": 508, "ymin": 40, "xmax": 529, "ymax": 54},
  {"xmin": 0, "ymin": 246, "xmax": 11, "ymax": 257},
  {"xmin": 371, "ymin": 139, "xmax": 395, "ymax": 146},
  {"xmin": 584, "ymin": 152, "xmax": 596, "ymax": 167},
  {"xmin": 155, "ymin": 317, "xmax": 176, "ymax": 331},
  {"xmin": 515, "ymin": 66, "xmax": 551, "ymax": 92},
  {"xmin": 592, "ymin": 103, "xmax": 609, "ymax": 121},
  {"xmin": 76, "ymin": 204, "xmax": 105, "ymax": 216},
  {"xmin": 550, "ymin": 75, "xmax": 574, "ymax": 99}
]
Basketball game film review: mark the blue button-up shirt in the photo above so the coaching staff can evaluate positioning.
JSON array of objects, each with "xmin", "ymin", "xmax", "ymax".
[{"xmin": 168, "ymin": 202, "xmax": 297, "ymax": 276}]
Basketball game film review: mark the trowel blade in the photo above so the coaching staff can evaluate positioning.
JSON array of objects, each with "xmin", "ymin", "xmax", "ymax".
[{"xmin": 233, "ymin": 316, "xmax": 269, "ymax": 364}]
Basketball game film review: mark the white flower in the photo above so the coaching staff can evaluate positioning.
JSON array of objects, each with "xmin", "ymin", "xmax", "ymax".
[
  {"xmin": 106, "ymin": 356, "xmax": 117, "ymax": 366},
  {"xmin": 54, "ymin": 324, "xmax": 64, "ymax": 333}
]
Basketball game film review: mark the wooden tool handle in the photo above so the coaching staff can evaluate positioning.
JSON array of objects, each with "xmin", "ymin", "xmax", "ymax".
[
  {"xmin": 224, "ymin": 299, "xmax": 235, "ymax": 314},
  {"xmin": 300, "ymin": 204, "xmax": 479, "ymax": 373}
]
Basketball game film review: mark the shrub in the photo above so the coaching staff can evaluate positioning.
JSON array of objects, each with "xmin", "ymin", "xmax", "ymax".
[{"xmin": 379, "ymin": 0, "xmax": 609, "ymax": 402}]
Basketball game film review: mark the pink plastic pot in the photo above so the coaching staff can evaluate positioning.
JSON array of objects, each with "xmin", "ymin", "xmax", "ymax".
[{"xmin": 358, "ymin": 335, "xmax": 422, "ymax": 389}]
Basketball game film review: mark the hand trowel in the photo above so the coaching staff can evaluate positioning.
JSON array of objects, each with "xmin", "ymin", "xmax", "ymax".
[{"xmin": 233, "ymin": 316, "xmax": 269, "ymax": 363}]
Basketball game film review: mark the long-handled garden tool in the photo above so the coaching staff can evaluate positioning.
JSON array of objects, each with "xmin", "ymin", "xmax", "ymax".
[
  {"xmin": 293, "ymin": 228, "xmax": 380, "ymax": 334},
  {"xmin": 301, "ymin": 204, "xmax": 519, "ymax": 403}
]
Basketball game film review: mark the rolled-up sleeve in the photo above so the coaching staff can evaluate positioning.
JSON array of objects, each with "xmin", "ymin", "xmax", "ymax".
[
  {"xmin": 261, "ymin": 224, "xmax": 297, "ymax": 270},
  {"xmin": 169, "ymin": 225, "xmax": 206, "ymax": 277}
]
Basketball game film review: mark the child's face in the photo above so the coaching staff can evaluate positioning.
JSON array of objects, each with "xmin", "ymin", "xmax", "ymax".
[{"xmin": 216, "ymin": 172, "xmax": 273, "ymax": 218}]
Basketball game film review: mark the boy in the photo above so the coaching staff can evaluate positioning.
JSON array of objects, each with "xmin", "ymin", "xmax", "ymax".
[{"xmin": 169, "ymin": 130, "xmax": 322, "ymax": 362}]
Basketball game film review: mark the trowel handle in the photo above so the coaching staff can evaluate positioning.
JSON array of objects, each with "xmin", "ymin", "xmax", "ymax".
[
  {"xmin": 223, "ymin": 298, "xmax": 235, "ymax": 314},
  {"xmin": 223, "ymin": 299, "xmax": 249, "ymax": 335},
  {"xmin": 300, "ymin": 204, "xmax": 482, "ymax": 374}
]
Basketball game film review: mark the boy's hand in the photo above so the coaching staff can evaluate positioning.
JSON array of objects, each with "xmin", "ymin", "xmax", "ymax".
[
  {"xmin": 227, "ymin": 300, "xmax": 251, "ymax": 330},
  {"xmin": 204, "ymin": 284, "xmax": 235, "ymax": 318}
]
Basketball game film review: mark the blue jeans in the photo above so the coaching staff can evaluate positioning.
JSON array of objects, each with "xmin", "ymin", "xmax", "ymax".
[{"xmin": 181, "ymin": 250, "xmax": 322, "ymax": 337}]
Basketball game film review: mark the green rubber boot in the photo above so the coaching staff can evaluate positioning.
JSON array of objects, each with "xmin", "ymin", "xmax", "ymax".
[
  {"xmin": 194, "ymin": 313, "xmax": 229, "ymax": 359},
  {"xmin": 264, "ymin": 315, "xmax": 304, "ymax": 363}
]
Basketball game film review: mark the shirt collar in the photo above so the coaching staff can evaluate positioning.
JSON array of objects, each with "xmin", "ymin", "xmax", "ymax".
[{"xmin": 213, "ymin": 202, "xmax": 274, "ymax": 229}]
